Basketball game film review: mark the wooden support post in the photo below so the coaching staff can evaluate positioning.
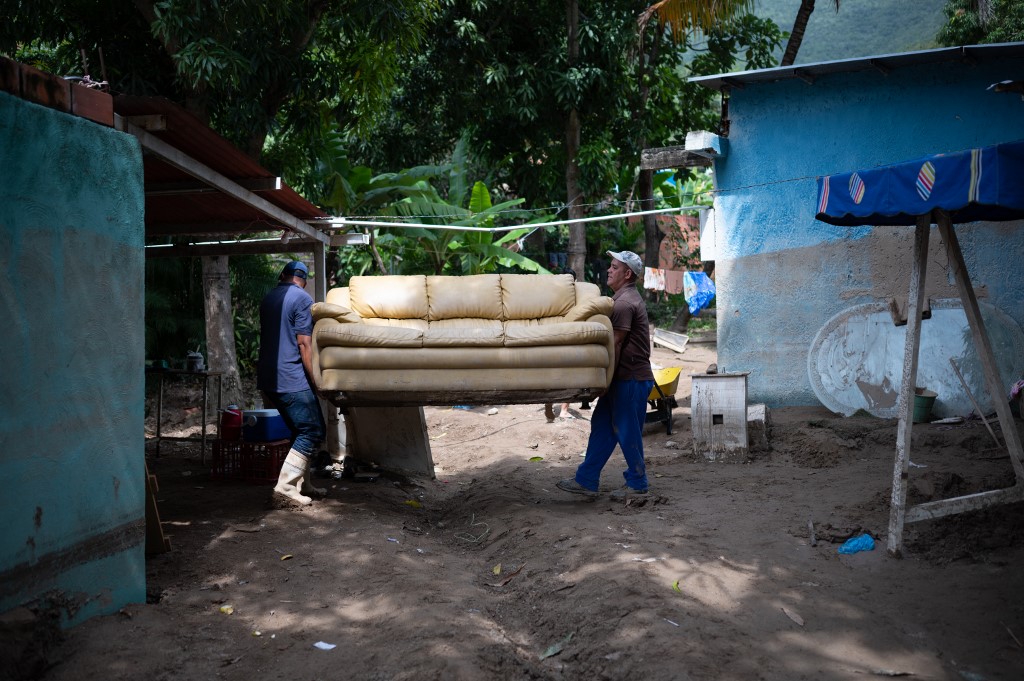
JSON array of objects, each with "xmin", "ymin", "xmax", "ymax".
[
  {"xmin": 936, "ymin": 213, "xmax": 1024, "ymax": 482},
  {"xmin": 887, "ymin": 215, "xmax": 931, "ymax": 558},
  {"xmin": 144, "ymin": 462, "xmax": 171, "ymax": 555}
]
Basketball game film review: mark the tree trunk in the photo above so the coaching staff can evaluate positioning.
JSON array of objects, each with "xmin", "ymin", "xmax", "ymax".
[
  {"xmin": 781, "ymin": 0, "xmax": 815, "ymax": 67},
  {"xmin": 202, "ymin": 256, "xmax": 243, "ymax": 406},
  {"xmin": 565, "ymin": 0, "xmax": 586, "ymax": 279}
]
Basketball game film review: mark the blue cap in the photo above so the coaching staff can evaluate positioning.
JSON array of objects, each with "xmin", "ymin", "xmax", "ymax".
[{"xmin": 282, "ymin": 261, "xmax": 308, "ymax": 279}]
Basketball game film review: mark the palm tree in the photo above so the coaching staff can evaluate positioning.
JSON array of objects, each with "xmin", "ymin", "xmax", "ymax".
[
  {"xmin": 780, "ymin": 1, "xmax": 841, "ymax": 66},
  {"xmin": 641, "ymin": 0, "xmax": 758, "ymax": 39}
]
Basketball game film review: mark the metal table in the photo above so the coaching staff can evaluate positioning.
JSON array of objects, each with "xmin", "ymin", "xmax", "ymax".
[{"xmin": 147, "ymin": 368, "xmax": 223, "ymax": 463}]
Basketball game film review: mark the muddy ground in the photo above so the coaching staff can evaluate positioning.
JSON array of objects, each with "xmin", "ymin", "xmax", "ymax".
[{"xmin": 29, "ymin": 342, "xmax": 1024, "ymax": 680}]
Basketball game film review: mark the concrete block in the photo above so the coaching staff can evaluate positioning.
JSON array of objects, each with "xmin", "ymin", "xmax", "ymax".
[
  {"xmin": 19, "ymin": 62, "xmax": 70, "ymax": 113},
  {"xmin": 747, "ymin": 403, "xmax": 771, "ymax": 454},
  {"xmin": 70, "ymin": 84, "xmax": 113, "ymax": 126}
]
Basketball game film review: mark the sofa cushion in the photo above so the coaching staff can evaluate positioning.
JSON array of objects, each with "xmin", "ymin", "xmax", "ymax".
[
  {"xmin": 427, "ymin": 274, "xmax": 502, "ymax": 321},
  {"xmin": 423, "ymin": 320, "xmax": 505, "ymax": 347},
  {"xmin": 504, "ymin": 321, "xmax": 610, "ymax": 347},
  {"xmin": 312, "ymin": 302, "xmax": 361, "ymax": 323},
  {"xmin": 500, "ymin": 273, "xmax": 576, "ymax": 320},
  {"xmin": 349, "ymin": 275, "xmax": 428, "ymax": 319},
  {"xmin": 317, "ymin": 322, "xmax": 423, "ymax": 348}
]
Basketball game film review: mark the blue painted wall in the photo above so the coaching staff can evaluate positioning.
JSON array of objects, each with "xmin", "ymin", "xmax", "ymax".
[
  {"xmin": 0, "ymin": 93, "xmax": 146, "ymax": 624},
  {"xmin": 709, "ymin": 54, "xmax": 1024, "ymax": 411}
]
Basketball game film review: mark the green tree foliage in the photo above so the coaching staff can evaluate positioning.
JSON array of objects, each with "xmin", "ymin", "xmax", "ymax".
[
  {"xmin": 0, "ymin": 0, "xmax": 435, "ymax": 156},
  {"xmin": 937, "ymin": 0, "xmax": 1024, "ymax": 45}
]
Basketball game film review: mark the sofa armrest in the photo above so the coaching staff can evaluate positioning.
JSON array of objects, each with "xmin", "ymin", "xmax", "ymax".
[
  {"xmin": 312, "ymin": 301, "xmax": 362, "ymax": 324},
  {"xmin": 563, "ymin": 296, "xmax": 613, "ymax": 322}
]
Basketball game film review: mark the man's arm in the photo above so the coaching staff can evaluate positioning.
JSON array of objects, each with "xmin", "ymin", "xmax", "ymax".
[
  {"xmin": 612, "ymin": 328, "xmax": 628, "ymax": 371},
  {"xmin": 297, "ymin": 333, "xmax": 315, "ymax": 386}
]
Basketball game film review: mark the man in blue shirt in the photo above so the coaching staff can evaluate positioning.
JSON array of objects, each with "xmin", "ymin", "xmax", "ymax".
[{"xmin": 258, "ymin": 261, "xmax": 326, "ymax": 505}]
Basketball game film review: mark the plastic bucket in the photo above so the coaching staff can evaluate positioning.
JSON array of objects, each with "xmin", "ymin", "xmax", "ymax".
[
  {"xmin": 220, "ymin": 406, "xmax": 243, "ymax": 441},
  {"xmin": 913, "ymin": 390, "xmax": 937, "ymax": 423}
]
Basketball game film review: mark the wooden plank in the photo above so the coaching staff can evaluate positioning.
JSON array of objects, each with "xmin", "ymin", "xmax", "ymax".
[
  {"xmin": 640, "ymin": 146, "xmax": 712, "ymax": 170},
  {"xmin": 887, "ymin": 215, "xmax": 931, "ymax": 558},
  {"xmin": 145, "ymin": 177, "xmax": 282, "ymax": 196},
  {"xmin": 937, "ymin": 213, "xmax": 1024, "ymax": 482},
  {"xmin": 905, "ymin": 483, "xmax": 1024, "ymax": 523},
  {"xmin": 144, "ymin": 462, "xmax": 171, "ymax": 555},
  {"xmin": 146, "ymin": 239, "xmax": 319, "ymax": 258}
]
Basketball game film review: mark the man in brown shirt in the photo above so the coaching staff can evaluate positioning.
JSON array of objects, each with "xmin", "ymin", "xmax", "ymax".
[{"xmin": 558, "ymin": 251, "xmax": 655, "ymax": 499}]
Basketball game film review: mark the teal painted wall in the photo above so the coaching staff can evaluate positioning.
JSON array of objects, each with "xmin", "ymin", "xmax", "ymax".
[
  {"xmin": 0, "ymin": 92, "xmax": 146, "ymax": 624},
  {"xmin": 710, "ymin": 55, "xmax": 1024, "ymax": 411}
]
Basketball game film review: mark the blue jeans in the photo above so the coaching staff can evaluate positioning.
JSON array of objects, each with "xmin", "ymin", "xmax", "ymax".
[
  {"xmin": 265, "ymin": 389, "xmax": 325, "ymax": 458},
  {"xmin": 574, "ymin": 378, "xmax": 654, "ymax": 492}
]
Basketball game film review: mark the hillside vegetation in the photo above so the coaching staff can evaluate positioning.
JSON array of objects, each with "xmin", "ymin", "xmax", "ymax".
[{"xmin": 755, "ymin": 0, "xmax": 948, "ymax": 64}]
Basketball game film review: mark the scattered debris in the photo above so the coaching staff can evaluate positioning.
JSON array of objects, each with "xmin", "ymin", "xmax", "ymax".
[
  {"xmin": 781, "ymin": 607, "xmax": 804, "ymax": 627},
  {"xmin": 313, "ymin": 641, "xmax": 336, "ymax": 651},
  {"xmin": 539, "ymin": 632, "xmax": 573, "ymax": 660},
  {"xmin": 489, "ymin": 563, "xmax": 525, "ymax": 587},
  {"xmin": 492, "ymin": 563, "xmax": 502, "ymax": 575},
  {"xmin": 664, "ymin": 618, "xmax": 680, "ymax": 627},
  {"xmin": 218, "ymin": 605, "xmax": 234, "ymax": 615},
  {"xmin": 808, "ymin": 519, "xmax": 818, "ymax": 547},
  {"xmin": 387, "ymin": 537, "xmax": 400, "ymax": 543},
  {"xmin": 403, "ymin": 499, "xmax": 423, "ymax": 509},
  {"xmin": 487, "ymin": 407, "xmax": 499, "ymax": 415},
  {"xmin": 838, "ymin": 533, "xmax": 875, "ymax": 555}
]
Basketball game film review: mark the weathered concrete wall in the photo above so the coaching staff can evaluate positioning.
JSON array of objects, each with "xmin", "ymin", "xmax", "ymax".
[
  {"xmin": 0, "ymin": 92, "xmax": 146, "ymax": 624},
  {"xmin": 711, "ymin": 55, "xmax": 1024, "ymax": 415}
]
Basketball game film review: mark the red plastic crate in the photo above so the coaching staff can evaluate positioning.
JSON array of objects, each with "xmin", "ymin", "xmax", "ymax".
[{"xmin": 211, "ymin": 439, "xmax": 290, "ymax": 483}]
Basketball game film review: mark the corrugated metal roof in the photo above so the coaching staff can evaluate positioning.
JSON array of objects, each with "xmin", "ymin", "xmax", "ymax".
[
  {"xmin": 689, "ymin": 42, "xmax": 1024, "ymax": 91},
  {"xmin": 113, "ymin": 95, "xmax": 329, "ymax": 241}
]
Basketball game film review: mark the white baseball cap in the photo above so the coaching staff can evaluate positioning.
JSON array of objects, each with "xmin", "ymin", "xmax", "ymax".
[{"xmin": 607, "ymin": 250, "xmax": 643, "ymax": 278}]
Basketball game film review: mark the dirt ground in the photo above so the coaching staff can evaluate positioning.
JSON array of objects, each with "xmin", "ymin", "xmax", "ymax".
[{"xmin": 34, "ymin": 342, "xmax": 1024, "ymax": 680}]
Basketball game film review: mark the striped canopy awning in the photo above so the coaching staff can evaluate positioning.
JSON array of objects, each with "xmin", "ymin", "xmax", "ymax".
[{"xmin": 816, "ymin": 140, "xmax": 1024, "ymax": 226}]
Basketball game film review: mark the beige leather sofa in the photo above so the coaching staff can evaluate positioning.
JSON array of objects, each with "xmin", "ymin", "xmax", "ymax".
[{"xmin": 311, "ymin": 273, "xmax": 615, "ymax": 407}]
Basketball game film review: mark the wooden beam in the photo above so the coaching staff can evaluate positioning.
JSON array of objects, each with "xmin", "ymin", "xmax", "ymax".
[
  {"xmin": 146, "ymin": 239, "xmax": 318, "ymax": 258},
  {"xmin": 905, "ymin": 483, "xmax": 1024, "ymax": 523},
  {"xmin": 146, "ymin": 177, "xmax": 282, "ymax": 196},
  {"xmin": 936, "ymin": 212, "xmax": 1024, "ymax": 482},
  {"xmin": 146, "ymin": 221, "xmax": 286, "ymax": 237},
  {"xmin": 640, "ymin": 147, "xmax": 713, "ymax": 170},
  {"xmin": 125, "ymin": 114, "xmax": 166, "ymax": 131},
  {"xmin": 887, "ymin": 214, "xmax": 931, "ymax": 558},
  {"xmin": 116, "ymin": 115, "xmax": 328, "ymax": 244}
]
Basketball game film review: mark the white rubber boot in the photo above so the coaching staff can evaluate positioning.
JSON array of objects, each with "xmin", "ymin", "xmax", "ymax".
[
  {"xmin": 301, "ymin": 469, "xmax": 327, "ymax": 498},
  {"xmin": 273, "ymin": 449, "xmax": 312, "ymax": 505}
]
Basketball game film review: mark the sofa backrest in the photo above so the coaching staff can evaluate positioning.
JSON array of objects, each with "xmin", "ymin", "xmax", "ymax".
[{"xmin": 338, "ymin": 273, "xmax": 590, "ymax": 323}]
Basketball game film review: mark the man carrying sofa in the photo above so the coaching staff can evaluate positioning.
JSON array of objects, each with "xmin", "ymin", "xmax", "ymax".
[
  {"xmin": 557, "ymin": 251, "xmax": 655, "ymax": 500},
  {"xmin": 257, "ymin": 260, "xmax": 327, "ymax": 505}
]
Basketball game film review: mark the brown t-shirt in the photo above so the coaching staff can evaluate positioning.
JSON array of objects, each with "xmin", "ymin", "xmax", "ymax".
[{"xmin": 611, "ymin": 284, "xmax": 655, "ymax": 382}]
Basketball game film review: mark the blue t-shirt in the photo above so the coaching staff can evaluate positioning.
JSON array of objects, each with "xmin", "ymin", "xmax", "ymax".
[{"xmin": 257, "ymin": 282, "xmax": 314, "ymax": 393}]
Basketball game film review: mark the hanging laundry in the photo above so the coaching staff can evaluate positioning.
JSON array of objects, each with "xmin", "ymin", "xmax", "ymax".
[
  {"xmin": 664, "ymin": 269, "xmax": 685, "ymax": 295},
  {"xmin": 644, "ymin": 267, "xmax": 665, "ymax": 291},
  {"xmin": 683, "ymin": 271, "xmax": 716, "ymax": 314}
]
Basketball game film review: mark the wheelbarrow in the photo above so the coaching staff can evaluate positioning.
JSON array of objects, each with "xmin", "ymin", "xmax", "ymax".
[{"xmin": 646, "ymin": 367, "xmax": 681, "ymax": 434}]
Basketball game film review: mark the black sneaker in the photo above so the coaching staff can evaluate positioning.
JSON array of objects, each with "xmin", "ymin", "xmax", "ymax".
[
  {"xmin": 556, "ymin": 478, "xmax": 598, "ymax": 498},
  {"xmin": 609, "ymin": 485, "xmax": 649, "ymax": 501}
]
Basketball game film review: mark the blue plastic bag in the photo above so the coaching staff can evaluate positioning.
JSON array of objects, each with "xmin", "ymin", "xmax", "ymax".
[
  {"xmin": 837, "ymin": 533, "xmax": 875, "ymax": 554},
  {"xmin": 683, "ymin": 271, "xmax": 716, "ymax": 315}
]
